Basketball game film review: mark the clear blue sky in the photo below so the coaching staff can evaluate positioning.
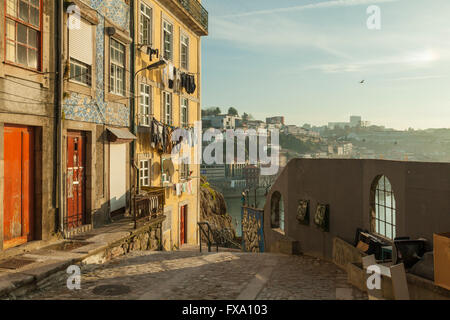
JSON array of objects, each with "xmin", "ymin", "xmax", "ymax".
[{"xmin": 201, "ymin": 0, "xmax": 450, "ymax": 130}]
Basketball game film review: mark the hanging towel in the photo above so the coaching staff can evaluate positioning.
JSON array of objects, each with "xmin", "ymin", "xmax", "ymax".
[
  {"xmin": 161, "ymin": 66, "xmax": 169, "ymax": 88},
  {"xmin": 174, "ymin": 68, "xmax": 181, "ymax": 92},
  {"xmin": 176, "ymin": 183, "xmax": 182, "ymax": 196},
  {"xmin": 168, "ymin": 63, "xmax": 175, "ymax": 81}
]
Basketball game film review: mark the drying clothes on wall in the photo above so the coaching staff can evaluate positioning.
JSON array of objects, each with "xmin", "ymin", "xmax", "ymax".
[
  {"xmin": 168, "ymin": 63, "xmax": 174, "ymax": 81},
  {"xmin": 161, "ymin": 65, "xmax": 169, "ymax": 88},
  {"xmin": 168, "ymin": 63, "xmax": 175, "ymax": 89},
  {"xmin": 174, "ymin": 67, "xmax": 182, "ymax": 92},
  {"xmin": 176, "ymin": 183, "xmax": 182, "ymax": 196},
  {"xmin": 181, "ymin": 73, "xmax": 196, "ymax": 94}
]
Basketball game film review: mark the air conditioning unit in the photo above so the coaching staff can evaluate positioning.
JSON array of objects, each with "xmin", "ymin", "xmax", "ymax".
[{"xmin": 162, "ymin": 173, "xmax": 171, "ymax": 187}]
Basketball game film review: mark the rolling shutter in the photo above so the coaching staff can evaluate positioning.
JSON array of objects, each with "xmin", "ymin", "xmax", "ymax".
[{"xmin": 69, "ymin": 19, "xmax": 93, "ymax": 65}]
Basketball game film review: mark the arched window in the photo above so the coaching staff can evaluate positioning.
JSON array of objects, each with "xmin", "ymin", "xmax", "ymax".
[
  {"xmin": 271, "ymin": 191, "xmax": 285, "ymax": 231},
  {"xmin": 372, "ymin": 175, "xmax": 396, "ymax": 239}
]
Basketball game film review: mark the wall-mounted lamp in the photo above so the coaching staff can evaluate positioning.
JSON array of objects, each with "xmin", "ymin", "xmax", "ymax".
[{"xmin": 105, "ymin": 26, "xmax": 116, "ymax": 36}]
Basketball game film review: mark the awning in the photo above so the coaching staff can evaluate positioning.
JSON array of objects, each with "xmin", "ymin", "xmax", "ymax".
[{"xmin": 107, "ymin": 127, "xmax": 137, "ymax": 143}]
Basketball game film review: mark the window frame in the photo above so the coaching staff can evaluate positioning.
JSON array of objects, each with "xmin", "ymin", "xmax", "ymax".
[
  {"xmin": 139, "ymin": 83, "xmax": 152, "ymax": 127},
  {"xmin": 270, "ymin": 191, "xmax": 285, "ymax": 232},
  {"xmin": 372, "ymin": 175, "xmax": 397, "ymax": 240},
  {"xmin": 139, "ymin": 2, "xmax": 152, "ymax": 46},
  {"xmin": 180, "ymin": 32, "xmax": 189, "ymax": 70},
  {"xmin": 109, "ymin": 38, "xmax": 126, "ymax": 96},
  {"xmin": 69, "ymin": 58, "xmax": 92, "ymax": 87},
  {"xmin": 139, "ymin": 159, "xmax": 151, "ymax": 188},
  {"xmin": 180, "ymin": 162, "xmax": 190, "ymax": 180},
  {"xmin": 180, "ymin": 97, "xmax": 189, "ymax": 128},
  {"xmin": 162, "ymin": 19, "xmax": 173, "ymax": 62},
  {"xmin": 4, "ymin": 0, "xmax": 43, "ymax": 71},
  {"xmin": 163, "ymin": 91, "xmax": 173, "ymax": 125}
]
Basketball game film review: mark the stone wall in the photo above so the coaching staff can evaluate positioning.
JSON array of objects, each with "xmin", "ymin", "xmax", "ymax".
[{"xmin": 105, "ymin": 222, "xmax": 163, "ymax": 261}]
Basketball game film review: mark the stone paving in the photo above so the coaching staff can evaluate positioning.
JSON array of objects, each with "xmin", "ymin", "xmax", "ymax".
[{"xmin": 21, "ymin": 249, "xmax": 368, "ymax": 300}]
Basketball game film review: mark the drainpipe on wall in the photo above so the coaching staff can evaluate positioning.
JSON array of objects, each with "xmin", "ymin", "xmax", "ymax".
[
  {"xmin": 55, "ymin": 0, "xmax": 65, "ymax": 236},
  {"xmin": 196, "ymin": 37, "xmax": 202, "ymax": 245},
  {"xmin": 130, "ymin": 0, "xmax": 136, "ymax": 214}
]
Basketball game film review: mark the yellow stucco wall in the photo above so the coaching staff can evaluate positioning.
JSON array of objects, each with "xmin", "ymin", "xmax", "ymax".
[{"xmin": 134, "ymin": 0, "xmax": 203, "ymax": 250}]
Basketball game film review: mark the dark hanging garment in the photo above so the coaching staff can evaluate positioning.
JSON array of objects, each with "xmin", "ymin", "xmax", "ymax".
[
  {"xmin": 187, "ymin": 75, "xmax": 196, "ymax": 94},
  {"xmin": 181, "ymin": 73, "xmax": 187, "ymax": 91},
  {"xmin": 151, "ymin": 120, "xmax": 157, "ymax": 149},
  {"xmin": 190, "ymin": 76, "xmax": 196, "ymax": 94}
]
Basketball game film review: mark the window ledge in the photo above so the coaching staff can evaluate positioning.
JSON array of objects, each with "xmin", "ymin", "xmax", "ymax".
[
  {"xmin": 106, "ymin": 92, "xmax": 129, "ymax": 106},
  {"xmin": 272, "ymin": 228, "xmax": 285, "ymax": 236},
  {"xmin": 67, "ymin": 81, "xmax": 94, "ymax": 97},
  {"xmin": 2, "ymin": 62, "xmax": 49, "ymax": 87}
]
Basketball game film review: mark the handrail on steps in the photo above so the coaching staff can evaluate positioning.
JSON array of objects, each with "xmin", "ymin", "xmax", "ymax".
[{"xmin": 197, "ymin": 222, "xmax": 219, "ymax": 253}]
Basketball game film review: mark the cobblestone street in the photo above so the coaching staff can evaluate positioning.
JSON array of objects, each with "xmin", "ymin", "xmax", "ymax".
[{"xmin": 21, "ymin": 249, "xmax": 367, "ymax": 300}]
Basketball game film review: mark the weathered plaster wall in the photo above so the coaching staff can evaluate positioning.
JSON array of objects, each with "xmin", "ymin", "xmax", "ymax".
[{"xmin": 0, "ymin": 0, "xmax": 57, "ymax": 247}]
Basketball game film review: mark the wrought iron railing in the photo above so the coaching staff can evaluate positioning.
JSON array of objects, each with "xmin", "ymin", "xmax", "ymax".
[
  {"xmin": 198, "ymin": 222, "xmax": 218, "ymax": 252},
  {"xmin": 177, "ymin": 0, "xmax": 208, "ymax": 32},
  {"xmin": 133, "ymin": 187, "xmax": 165, "ymax": 228},
  {"xmin": 198, "ymin": 222, "xmax": 242, "ymax": 252}
]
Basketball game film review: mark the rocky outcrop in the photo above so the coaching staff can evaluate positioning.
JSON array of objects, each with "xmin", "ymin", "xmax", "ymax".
[{"xmin": 200, "ymin": 179, "xmax": 238, "ymax": 246}]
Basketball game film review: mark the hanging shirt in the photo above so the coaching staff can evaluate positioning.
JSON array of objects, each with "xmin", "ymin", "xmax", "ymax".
[{"xmin": 161, "ymin": 66, "xmax": 169, "ymax": 88}]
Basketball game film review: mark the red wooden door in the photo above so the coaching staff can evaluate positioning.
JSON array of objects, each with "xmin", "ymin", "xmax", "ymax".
[
  {"xmin": 66, "ymin": 131, "xmax": 86, "ymax": 230},
  {"xmin": 3, "ymin": 125, "xmax": 34, "ymax": 249},
  {"xmin": 180, "ymin": 205, "xmax": 187, "ymax": 245}
]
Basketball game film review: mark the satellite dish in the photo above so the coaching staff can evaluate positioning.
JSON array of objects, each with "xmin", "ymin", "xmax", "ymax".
[
  {"xmin": 152, "ymin": 162, "xmax": 161, "ymax": 178},
  {"xmin": 162, "ymin": 158, "xmax": 175, "ymax": 176}
]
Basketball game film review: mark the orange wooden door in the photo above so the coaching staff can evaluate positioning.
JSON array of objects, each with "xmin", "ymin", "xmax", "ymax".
[
  {"xmin": 180, "ymin": 205, "xmax": 187, "ymax": 245},
  {"xmin": 66, "ymin": 131, "xmax": 86, "ymax": 230},
  {"xmin": 3, "ymin": 125, "xmax": 34, "ymax": 249}
]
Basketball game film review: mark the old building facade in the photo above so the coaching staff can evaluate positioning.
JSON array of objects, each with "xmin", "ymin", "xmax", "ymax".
[
  {"xmin": 0, "ymin": 0, "xmax": 57, "ymax": 250},
  {"xmin": 0, "ymin": 0, "xmax": 208, "ymax": 252},
  {"xmin": 61, "ymin": 0, "xmax": 135, "ymax": 237},
  {"xmin": 133, "ymin": 0, "xmax": 208, "ymax": 250}
]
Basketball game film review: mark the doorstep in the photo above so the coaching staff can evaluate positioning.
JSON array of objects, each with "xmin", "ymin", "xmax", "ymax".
[{"xmin": 0, "ymin": 216, "xmax": 164, "ymax": 299}]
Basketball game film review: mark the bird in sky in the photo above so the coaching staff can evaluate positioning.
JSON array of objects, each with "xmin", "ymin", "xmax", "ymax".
[{"xmin": 360, "ymin": 80, "xmax": 365, "ymax": 84}]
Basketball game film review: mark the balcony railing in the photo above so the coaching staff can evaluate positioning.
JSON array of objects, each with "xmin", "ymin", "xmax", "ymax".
[
  {"xmin": 177, "ymin": 0, "xmax": 208, "ymax": 33},
  {"xmin": 133, "ymin": 187, "xmax": 165, "ymax": 228}
]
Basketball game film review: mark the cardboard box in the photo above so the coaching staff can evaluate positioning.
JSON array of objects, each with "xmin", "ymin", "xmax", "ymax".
[{"xmin": 434, "ymin": 233, "xmax": 450, "ymax": 290}]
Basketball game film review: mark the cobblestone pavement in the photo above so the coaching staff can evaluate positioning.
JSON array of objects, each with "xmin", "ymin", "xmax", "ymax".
[{"xmin": 21, "ymin": 250, "xmax": 367, "ymax": 300}]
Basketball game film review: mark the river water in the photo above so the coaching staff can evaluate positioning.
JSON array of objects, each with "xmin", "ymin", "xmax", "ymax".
[{"xmin": 224, "ymin": 194, "xmax": 267, "ymax": 237}]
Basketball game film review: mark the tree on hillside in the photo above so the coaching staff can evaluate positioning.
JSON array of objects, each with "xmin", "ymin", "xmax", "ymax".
[
  {"xmin": 227, "ymin": 107, "xmax": 239, "ymax": 117},
  {"xmin": 202, "ymin": 107, "xmax": 221, "ymax": 117}
]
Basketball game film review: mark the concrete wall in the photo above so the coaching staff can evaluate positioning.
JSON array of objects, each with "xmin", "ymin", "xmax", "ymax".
[{"xmin": 264, "ymin": 159, "xmax": 450, "ymax": 260}]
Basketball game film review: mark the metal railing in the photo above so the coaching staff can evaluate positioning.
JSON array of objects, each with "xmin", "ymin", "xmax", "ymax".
[
  {"xmin": 177, "ymin": 0, "xmax": 208, "ymax": 32},
  {"xmin": 133, "ymin": 187, "xmax": 165, "ymax": 228},
  {"xmin": 198, "ymin": 222, "xmax": 242, "ymax": 252},
  {"xmin": 198, "ymin": 222, "xmax": 218, "ymax": 253}
]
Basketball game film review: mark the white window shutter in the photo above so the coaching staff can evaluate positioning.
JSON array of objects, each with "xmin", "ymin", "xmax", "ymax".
[{"xmin": 69, "ymin": 19, "xmax": 93, "ymax": 65}]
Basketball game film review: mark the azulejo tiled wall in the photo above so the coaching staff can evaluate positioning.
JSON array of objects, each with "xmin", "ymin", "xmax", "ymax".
[{"xmin": 63, "ymin": 0, "xmax": 131, "ymax": 127}]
